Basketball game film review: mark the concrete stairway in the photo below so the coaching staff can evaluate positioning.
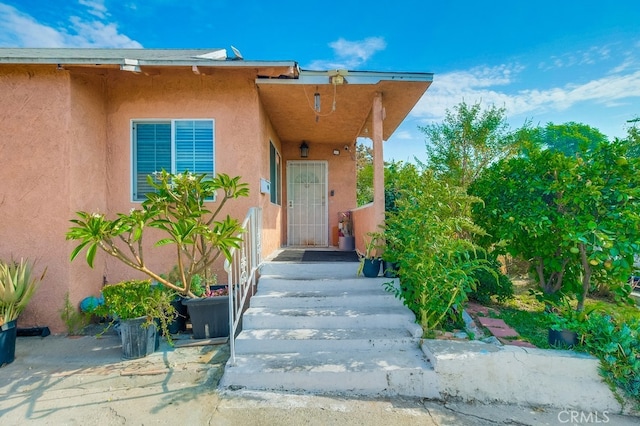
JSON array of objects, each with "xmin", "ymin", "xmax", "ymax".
[{"xmin": 220, "ymin": 262, "xmax": 439, "ymax": 398}]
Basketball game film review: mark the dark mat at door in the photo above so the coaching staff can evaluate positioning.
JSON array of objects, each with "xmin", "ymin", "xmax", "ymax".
[{"xmin": 272, "ymin": 250, "xmax": 359, "ymax": 262}]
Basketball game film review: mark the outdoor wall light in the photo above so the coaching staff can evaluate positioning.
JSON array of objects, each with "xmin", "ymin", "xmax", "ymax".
[
  {"xmin": 314, "ymin": 91, "xmax": 321, "ymax": 113},
  {"xmin": 300, "ymin": 141, "xmax": 309, "ymax": 158}
]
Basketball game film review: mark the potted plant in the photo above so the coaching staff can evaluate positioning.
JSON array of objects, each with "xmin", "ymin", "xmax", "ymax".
[
  {"xmin": 0, "ymin": 258, "xmax": 46, "ymax": 366},
  {"xmin": 182, "ymin": 273, "xmax": 230, "ymax": 339},
  {"xmin": 338, "ymin": 211, "xmax": 355, "ymax": 251},
  {"xmin": 66, "ymin": 170, "xmax": 249, "ymax": 339},
  {"xmin": 357, "ymin": 233, "xmax": 383, "ymax": 277},
  {"xmin": 546, "ymin": 301, "xmax": 586, "ymax": 349},
  {"xmin": 91, "ymin": 279, "xmax": 176, "ymax": 359}
]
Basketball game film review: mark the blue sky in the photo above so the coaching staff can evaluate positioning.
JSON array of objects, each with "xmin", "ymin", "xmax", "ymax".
[{"xmin": 1, "ymin": 0, "xmax": 639, "ymax": 162}]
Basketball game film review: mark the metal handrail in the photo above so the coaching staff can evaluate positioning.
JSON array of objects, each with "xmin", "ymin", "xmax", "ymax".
[{"xmin": 224, "ymin": 207, "xmax": 262, "ymax": 365}]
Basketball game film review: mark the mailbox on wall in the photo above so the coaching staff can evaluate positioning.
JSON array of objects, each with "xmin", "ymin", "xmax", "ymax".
[{"xmin": 260, "ymin": 178, "xmax": 271, "ymax": 195}]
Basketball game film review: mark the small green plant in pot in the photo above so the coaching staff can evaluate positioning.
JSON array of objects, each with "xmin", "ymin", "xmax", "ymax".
[
  {"xmin": 91, "ymin": 280, "xmax": 176, "ymax": 359},
  {"xmin": 0, "ymin": 258, "xmax": 46, "ymax": 366},
  {"xmin": 182, "ymin": 274, "xmax": 230, "ymax": 339},
  {"xmin": 546, "ymin": 298, "xmax": 589, "ymax": 349},
  {"xmin": 357, "ymin": 233, "xmax": 383, "ymax": 277}
]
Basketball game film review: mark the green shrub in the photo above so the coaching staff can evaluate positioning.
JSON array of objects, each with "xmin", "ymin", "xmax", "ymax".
[
  {"xmin": 383, "ymin": 162, "xmax": 489, "ymax": 332},
  {"xmin": 468, "ymin": 252, "xmax": 514, "ymax": 304},
  {"xmin": 579, "ymin": 312, "xmax": 640, "ymax": 408},
  {"xmin": 92, "ymin": 280, "xmax": 177, "ymax": 342}
]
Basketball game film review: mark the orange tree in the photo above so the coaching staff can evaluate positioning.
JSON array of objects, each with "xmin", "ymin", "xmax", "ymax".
[{"xmin": 469, "ymin": 132, "xmax": 640, "ymax": 310}]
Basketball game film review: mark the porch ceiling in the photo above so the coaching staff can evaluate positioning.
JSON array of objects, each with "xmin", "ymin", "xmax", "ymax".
[{"xmin": 256, "ymin": 73, "xmax": 432, "ymax": 145}]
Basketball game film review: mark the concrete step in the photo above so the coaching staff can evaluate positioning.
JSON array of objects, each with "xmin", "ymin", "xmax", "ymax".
[
  {"xmin": 234, "ymin": 328, "xmax": 419, "ymax": 354},
  {"xmin": 259, "ymin": 262, "xmax": 360, "ymax": 279},
  {"xmin": 221, "ymin": 259, "xmax": 430, "ymax": 398},
  {"xmin": 256, "ymin": 277, "xmax": 397, "ymax": 293},
  {"xmin": 221, "ymin": 348, "xmax": 439, "ymax": 398},
  {"xmin": 242, "ymin": 305, "xmax": 416, "ymax": 330},
  {"xmin": 249, "ymin": 293, "xmax": 401, "ymax": 309}
]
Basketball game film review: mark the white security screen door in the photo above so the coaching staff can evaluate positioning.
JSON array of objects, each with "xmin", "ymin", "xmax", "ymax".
[{"xmin": 287, "ymin": 161, "xmax": 328, "ymax": 246}]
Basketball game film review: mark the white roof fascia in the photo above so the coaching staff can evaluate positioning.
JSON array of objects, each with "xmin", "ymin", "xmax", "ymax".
[{"xmin": 257, "ymin": 69, "xmax": 434, "ymax": 85}]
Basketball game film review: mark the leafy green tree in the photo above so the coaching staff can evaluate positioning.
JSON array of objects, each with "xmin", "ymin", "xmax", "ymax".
[
  {"xmin": 565, "ymin": 139, "xmax": 640, "ymax": 309},
  {"xmin": 626, "ymin": 118, "xmax": 640, "ymax": 157},
  {"xmin": 528, "ymin": 122, "xmax": 608, "ymax": 156},
  {"xmin": 418, "ymin": 101, "xmax": 520, "ymax": 188},
  {"xmin": 470, "ymin": 137, "xmax": 640, "ymax": 310},
  {"xmin": 356, "ymin": 142, "xmax": 374, "ymax": 206},
  {"xmin": 470, "ymin": 148, "xmax": 581, "ymax": 300}
]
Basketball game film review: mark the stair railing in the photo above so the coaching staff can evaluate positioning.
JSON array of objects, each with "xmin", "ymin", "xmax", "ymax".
[{"xmin": 224, "ymin": 207, "xmax": 262, "ymax": 365}]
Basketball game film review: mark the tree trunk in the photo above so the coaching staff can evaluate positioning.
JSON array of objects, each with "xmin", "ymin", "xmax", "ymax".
[{"xmin": 577, "ymin": 243, "xmax": 591, "ymax": 311}]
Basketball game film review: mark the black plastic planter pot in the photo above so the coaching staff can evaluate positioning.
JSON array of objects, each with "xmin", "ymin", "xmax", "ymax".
[
  {"xmin": 183, "ymin": 296, "xmax": 229, "ymax": 339},
  {"xmin": 0, "ymin": 320, "xmax": 17, "ymax": 367},
  {"xmin": 119, "ymin": 317, "xmax": 157, "ymax": 360},
  {"xmin": 362, "ymin": 259, "xmax": 382, "ymax": 277},
  {"xmin": 167, "ymin": 296, "xmax": 189, "ymax": 334},
  {"xmin": 383, "ymin": 261, "xmax": 397, "ymax": 278},
  {"xmin": 548, "ymin": 328, "xmax": 578, "ymax": 348}
]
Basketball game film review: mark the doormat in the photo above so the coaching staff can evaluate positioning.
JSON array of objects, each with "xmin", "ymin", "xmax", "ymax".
[{"xmin": 271, "ymin": 250, "xmax": 359, "ymax": 262}]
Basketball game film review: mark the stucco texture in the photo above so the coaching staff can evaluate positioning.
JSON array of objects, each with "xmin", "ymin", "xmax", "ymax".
[{"xmin": 1, "ymin": 64, "xmax": 358, "ymax": 333}]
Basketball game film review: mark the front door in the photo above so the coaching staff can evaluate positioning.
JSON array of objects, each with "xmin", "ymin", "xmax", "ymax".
[{"xmin": 287, "ymin": 161, "xmax": 328, "ymax": 246}]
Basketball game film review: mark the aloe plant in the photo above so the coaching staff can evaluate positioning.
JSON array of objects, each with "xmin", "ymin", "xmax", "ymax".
[{"xmin": 0, "ymin": 258, "xmax": 46, "ymax": 326}]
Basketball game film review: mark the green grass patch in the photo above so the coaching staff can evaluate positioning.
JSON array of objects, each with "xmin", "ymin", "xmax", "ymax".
[
  {"xmin": 482, "ymin": 278, "xmax": 639, "ymax": 349},
  {"xmin": 494, "ymin": 307, "xmax": 551, "ymax": 348}
]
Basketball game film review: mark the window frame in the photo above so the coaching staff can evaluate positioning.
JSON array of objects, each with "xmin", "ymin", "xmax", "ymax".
[
  {"xmin": 269, "ymin": 141, "xmax": 282, "ymax": 205},
  {"xmin": 131, "ymin": 118, "xmax": 215, "ymax": 202}
]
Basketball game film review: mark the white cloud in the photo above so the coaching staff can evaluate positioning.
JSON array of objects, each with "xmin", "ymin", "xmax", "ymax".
[
  {"xmin": 306, "ymin": 36, "xmax": 386, "ymax": 70},
  {"xmin": 538, "ymin": 44, "xmax": 612, "ymax": 71},
  {"xmin": 330, "ymin": 37, "xmax": 386, "ymax": 62},
  {"xmin": 78, "ymin": 0, "xmax": 108, "ymax": 19},
  {"xmin": 412, "ymin": 63, "xmax": 640, "ymax": 126},
  {"xmin": 0, "ymin": 2, "xmax": 141, "ymax": 48},
  {"xmin": 67, "ymin": 16, "xmax": 141, "ymax": 48},
  {"xmin": 0, "ymin": 4, "xmax": 66, "ymax": 47}
]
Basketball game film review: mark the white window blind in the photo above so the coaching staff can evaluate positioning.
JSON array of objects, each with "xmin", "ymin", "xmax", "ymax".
[{"xmin": 132, "ymin": 119, "xmax": 215, "ymax": 201}]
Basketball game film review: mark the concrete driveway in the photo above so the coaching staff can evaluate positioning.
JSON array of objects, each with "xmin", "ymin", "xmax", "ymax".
[{"xmin": 0, "ymin": 334, "xmax": 638, "ymax": 425}]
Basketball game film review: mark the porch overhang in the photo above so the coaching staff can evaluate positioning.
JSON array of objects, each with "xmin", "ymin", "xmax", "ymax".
[{"xmin": 256, "ymin": 70, "xmax": 433, "ymax": 145}]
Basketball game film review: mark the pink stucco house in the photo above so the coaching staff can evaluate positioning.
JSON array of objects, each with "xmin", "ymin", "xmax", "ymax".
[{"xmin": 0, "ymin": 48, "xmax": 432, "ymax": 333}]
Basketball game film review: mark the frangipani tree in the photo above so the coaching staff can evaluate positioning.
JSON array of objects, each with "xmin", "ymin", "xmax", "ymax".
[{"xmin": 66, "ymin": 171, "xmax": 249, "ymax": 297}]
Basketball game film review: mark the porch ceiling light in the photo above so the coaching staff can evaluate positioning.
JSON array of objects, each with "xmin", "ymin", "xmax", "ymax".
[{"xmin": 300, "ymin": 141, "xmax": 309, "ymax": 158}]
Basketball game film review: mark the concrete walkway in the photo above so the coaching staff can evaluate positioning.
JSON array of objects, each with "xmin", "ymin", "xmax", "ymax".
[{"xmin": 2, "ymin": 333, "xmax": 638, "ymax": 424}]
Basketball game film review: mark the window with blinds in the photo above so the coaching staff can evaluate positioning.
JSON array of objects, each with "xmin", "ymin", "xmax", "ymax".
[{"xmin": 132, "ymin": 119, "xmax": 215, "ymax": 201}]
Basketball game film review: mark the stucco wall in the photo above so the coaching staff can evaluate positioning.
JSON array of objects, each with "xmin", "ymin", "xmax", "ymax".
[
  {"xmin": 351, "ymin": 203, "xmax": 378, "ymax": 253},
  {"xmin": 257, "ymin": 106, "xmax": 284, "ymax": 257},
  {"xmin": 281, "ymin": 141, "xmax": 357, "ymax": 247},
  {"xmin": 2, "ymin": 64, "xmax": 358, "ymax": 333},
  {"xmin": 102, "ymin": 68, "xmax": 274, "ymax": 283},
  {"xmin": 0, "ymin": 67, "xmax": 104, "ymax": 332},
  {"xmin": 66, "ymin": 71, "xmax": 109, "ymax": 323}
]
